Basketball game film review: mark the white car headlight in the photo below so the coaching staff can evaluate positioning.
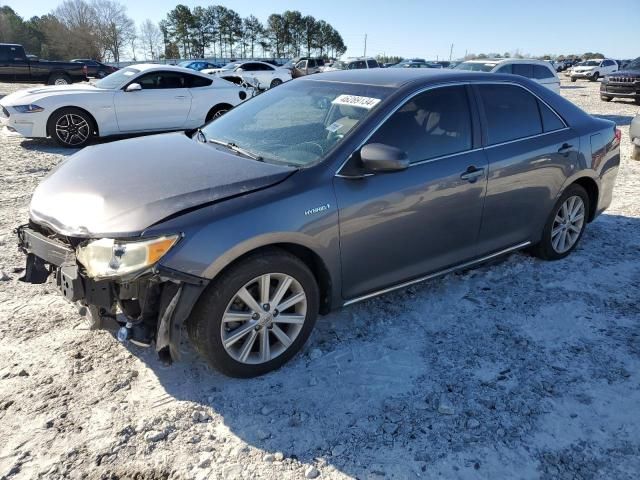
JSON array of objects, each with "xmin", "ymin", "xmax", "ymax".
[
  {"xmin": 13, "ymin": 104, "xmax": 44, "ymax": 113},
  {"xmin": 76, "ymin": 235, "xmax": 179, "ymax": 279}
]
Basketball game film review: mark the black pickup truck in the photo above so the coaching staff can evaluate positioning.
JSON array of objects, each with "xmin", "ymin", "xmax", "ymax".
[{"xmin": 0, "ymin": 43, "xmax": 87, "ymax": 85}]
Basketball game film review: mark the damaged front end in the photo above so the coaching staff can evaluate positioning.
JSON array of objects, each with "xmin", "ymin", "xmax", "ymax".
[{"xmin": 16, "ymin": 223, "xmax": 208, "ymax": 361}]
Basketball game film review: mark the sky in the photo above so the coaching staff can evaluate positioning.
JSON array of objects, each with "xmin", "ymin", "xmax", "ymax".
[{"xmin": 4, "ymin": 0, "xmax": 639, "ymax": 60}]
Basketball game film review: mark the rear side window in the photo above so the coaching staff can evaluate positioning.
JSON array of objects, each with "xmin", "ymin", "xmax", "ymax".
[
  {"xmin": 478, "ymin": 84, "xmax": 542, "ymax": 145},
  {"xmin": 368, "ymin": 85, "xmax": 472, "ymax": 163},
  {"xmin": 185, "ymin": 74, "xmax": 212, "ymax": 87},
  {"xmin": 534, "ymin": 65, "xmax": 555, "ymax": 79},
  {"xmin": 538, "ymin": 101, "xmax": 565, "ymax": 132},
  {"xmin": 512, "ymin": 63, "xmax": 534, "ymax": 78},
  {"xmin": 367, "ymin": 59, "xmax": 378, "ymax": 68}
]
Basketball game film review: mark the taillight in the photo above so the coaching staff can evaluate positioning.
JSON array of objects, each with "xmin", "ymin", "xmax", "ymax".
[
  {"xmin": 614, "ymin": 127, "xmax": 622, "ymax": 145},
  {"xmin": 82, "ymin": 65, "xmax": 88, "ymax": 76}
]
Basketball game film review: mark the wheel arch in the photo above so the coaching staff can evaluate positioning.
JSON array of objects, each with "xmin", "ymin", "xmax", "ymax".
[
  {"xmin": 571, "ymin": 176, "xmax": 599, "ymax": 222},
  {"xmin": 205, "ymin": 103, "xmax": 234, "ymax": 122},
  {"xmin": 207, "ymin": 243, "xmax": 334, "ymax": 315},
  {"xmin": 46, "ymin": 106, "xmax": 100, "ymax": 137}
]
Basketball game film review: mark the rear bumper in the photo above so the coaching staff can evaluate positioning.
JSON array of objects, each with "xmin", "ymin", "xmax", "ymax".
[{"xmin": 16, "ymin": 224, "xmax": 208, "ymax": 359}]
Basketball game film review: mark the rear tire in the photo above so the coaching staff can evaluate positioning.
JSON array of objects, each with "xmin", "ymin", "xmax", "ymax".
[
  {"xmin": 205, "ymin": 104, "xmax": 232, "ymax": 122},
  {"xmin": 600, "ymin": 95, "xmax": 612, "ymax": 102},
  {"xmin": 47, "ymin": 107, "xmax": 95, "ymax": 148},
  {"xmin": 531, "ymin": 184, "xmax": 590, "ymax": 261},
  {"xmin": 590, "ymin": 72, "xmax": 599, "ymax": 82},
  {"xmin": 187, "ymin": 249, "xmax": 319, "ymax": 378},
  {"xmin": 571, "ymin": 77, "xmax": 577, "ymax": 83},
  {"xmin": 48, "ymin": 73, "xmax": 71, "ymax": 85}
]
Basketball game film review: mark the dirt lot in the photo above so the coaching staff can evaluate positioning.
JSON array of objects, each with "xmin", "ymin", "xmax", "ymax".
[{"xmin": 0, "ymin": 78, "xmax": 639, "ymax": 480}]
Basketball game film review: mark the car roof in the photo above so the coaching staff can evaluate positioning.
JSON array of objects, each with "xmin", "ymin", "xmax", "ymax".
[
  {"xmin": 126, "ymin": 63, "xmax": 212, "ymax": 77},
  {"xmin": 463, "ymin": 58, "xmax": 553, "ymax": 66},
  {"xmin": 301, "ymin": 68, "xmax": 517, "ymax": 88}
]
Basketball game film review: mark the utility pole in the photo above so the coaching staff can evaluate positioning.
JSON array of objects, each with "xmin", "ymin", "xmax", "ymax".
[
  {"xmin": 364, "ymin": 34, "xmax": 367, "ymax": 57},
  {"xmin": 449, "ymin": 43, "xmax": 454, "ymax": 61}
]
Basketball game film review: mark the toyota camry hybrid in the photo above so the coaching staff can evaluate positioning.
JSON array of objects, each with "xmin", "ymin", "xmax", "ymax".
[{"xmin": 16, "ymin": 69, "xmax": 620, "ymax": 377}]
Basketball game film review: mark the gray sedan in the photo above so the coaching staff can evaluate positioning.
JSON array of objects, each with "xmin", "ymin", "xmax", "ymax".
[{"xmin": 17, "ymin": 69, "xmax": 621, "ymax": 377}]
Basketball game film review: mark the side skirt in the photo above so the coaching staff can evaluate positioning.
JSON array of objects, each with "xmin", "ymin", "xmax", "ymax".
[{"xmin": 342, "ymin": 241, "xmax": 531, "ymax": 307}]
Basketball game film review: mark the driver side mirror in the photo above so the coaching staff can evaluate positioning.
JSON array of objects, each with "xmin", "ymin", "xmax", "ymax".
[
  {"xmin": 125, "ymin": 83, "xmax": 142, "ymax": 92},
  {"xmin": 360, "ymin": 143, "xmax": 409, "ymax": 172},
  {"xmin": 235, "ymin": 68, "xmax": 244, "ymax": 73}
]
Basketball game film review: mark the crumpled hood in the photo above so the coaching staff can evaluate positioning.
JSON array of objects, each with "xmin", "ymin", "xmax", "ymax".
[
  {"xmin": 29, "ymin": 133, "xmax": 295, "ymax": 237},
  {"xmin": 0, "ymin": 83, "xmax": 103, "ymax": 105}
]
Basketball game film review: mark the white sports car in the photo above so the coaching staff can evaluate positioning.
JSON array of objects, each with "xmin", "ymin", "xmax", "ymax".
[
  {"xmin": 0, "ymin": 64, "xmax": 248, "ymax": 147},
  {"xmin": 202, "ymin": 61, "xmax": 292, "ymax": 90}
]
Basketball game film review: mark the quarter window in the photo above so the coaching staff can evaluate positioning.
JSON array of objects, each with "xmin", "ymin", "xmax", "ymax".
[
  {"xmin": 184, "ymin": 74, "xmax": 212, "ymax": 87},
  {"xmin": 368, "ymin": 86, "xmax": 472, "ymax": 163},
  {"xmin": 538, "ymin": 101, "xmax": 565, "ymax": 132},
  {"xmin": 478, "ymin": 84, "xmax": 542, "ymax": 144},
  {"xmin": 534, "ymin": 65, "xmax": 555, "ymax": 79},
  {"xmin": 495, "ymin": 64, "xmax": 513, "ymax": 74}
]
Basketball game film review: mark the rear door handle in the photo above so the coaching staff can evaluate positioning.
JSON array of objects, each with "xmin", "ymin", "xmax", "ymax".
[
  {"xmin": 175, "ymin": 95, "xmax": 187, "ymax": 99},
  {"xmin": 558, "ymin": 143, "xmax": 573, "ymax": 153},
  {"xmin": 460, "ymin": 166, "xmax": 485, "ymax": 183}
]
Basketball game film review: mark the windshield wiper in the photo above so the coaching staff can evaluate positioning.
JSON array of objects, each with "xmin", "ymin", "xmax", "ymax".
[{"xmin": 208, "ymin": 138, "xmax": 263, "ymax": 161}]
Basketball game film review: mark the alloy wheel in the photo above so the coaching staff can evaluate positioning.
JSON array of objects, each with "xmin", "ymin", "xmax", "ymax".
[
  {"xmin": 54, "ymin": 78, "xmax": 69, "ymax": 85},
  {"xmin": 551, "ymin": 195, "xmax": 585, "ymax": 254},
  {"xmin": 55, "ymin": 114, "xmax": 90, "ymax": 146},
  {"xmin": 220, "ymin": 273, "xmax": 307, "ymax": 365},
  {"xmin": 212, "ymin": 109, "xmax": 228, "ymax": 119}
]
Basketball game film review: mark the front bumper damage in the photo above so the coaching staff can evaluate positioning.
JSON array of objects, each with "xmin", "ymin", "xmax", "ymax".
[{"xmin": 16, "ymin": 223, "xmax": 208, "ymax": 361}]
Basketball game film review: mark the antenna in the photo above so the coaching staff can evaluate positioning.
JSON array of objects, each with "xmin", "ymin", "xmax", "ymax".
[
  {"xmin": 364, "ymin": 34, "xmax": 367, "ymax": 57},
  {"xmin": 449, "ymin": 43, "xmax": 454, "ymax": 61}
]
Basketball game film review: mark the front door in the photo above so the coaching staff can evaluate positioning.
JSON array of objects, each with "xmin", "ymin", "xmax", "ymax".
[
  {"xmin": 334, "ymin": 85, "xmax": 488, "ymax": 300},
  {"xmin": 114, "ymin": 70, "xmax": 192, "ymax": 132}
]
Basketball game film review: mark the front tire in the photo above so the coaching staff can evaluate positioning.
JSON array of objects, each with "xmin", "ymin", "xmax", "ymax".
[
  {"xmin": 590, "ymin": 72, "xmax": 599, "ymax": 82},
  {"xmin": 188, "ymin": 249, "xmax": 319, "ymax": 378},
  {"xmin": 270, "ymin": 78, "xmax": 283, "ymax": 88},
  {"xmin": 531, "ymin": 184, "xmax": 589, "ymax": 261},
  {"xmin": 571, "ymin": 77, "xmax": 577, "ymax": 83},
  {"xmin": 48, "ymin": 108, "xmax": 95, "ymax": 148}
]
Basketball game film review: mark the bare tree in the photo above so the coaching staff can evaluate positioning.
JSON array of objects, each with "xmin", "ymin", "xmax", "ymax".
[
  {"xmin": 92, "ymin": 0, "xmax": 135, "ymax": 63},
  {"xmin": 139, "ymin": 19, "xmax": 162, "ymax": 60}
]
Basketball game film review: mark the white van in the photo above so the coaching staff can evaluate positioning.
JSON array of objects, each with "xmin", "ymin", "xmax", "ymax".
[{"xmin": 455, "ymin": 58, "xmax": 561, "ymax": 94}]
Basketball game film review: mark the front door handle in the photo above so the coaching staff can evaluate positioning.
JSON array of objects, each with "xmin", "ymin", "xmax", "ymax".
[
  {"xmin": 460, "ymin": 166, "xmax": 485, "ymax": 183},
  {"xmin": 175, "ymin": 95, "xmax": 187, "ymax": 99},
  {"xmin": 558, "ymin": 143, "xmax": 573, "ymax": 154}
]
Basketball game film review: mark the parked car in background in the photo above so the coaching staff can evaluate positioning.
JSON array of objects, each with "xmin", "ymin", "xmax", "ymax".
[
  {"xmin": 0, "ymin": 64, "xmax": 247, "ymax": 147},
  {"xmin": 631, "ymin": 114, "xmax": 640, "ymax": 160},
  {"xmin": 15, "ymin": 69, "xmax": 620, "ymax": 377},
  {"xmin": 321, "ymin": 57, "xmax": 379, "ymax": 71},
  {"xmin": 285, "ymin": 57, "xmax": 325, "ymax": 78},
  {"xmin": 456, "ymin": 58, "xmax": 561, "ymax": 93},
  {"xmin": 570, "ymin": 59, "xmax": 618, "ymax": 82},
  {"xmin": 203, "ymin": 61, "xmax": 291, "ymax": 89},
  {"xmin": 70, "ymin": 59, "xmax": 118, "ymax": 78},
  {"xmin": 431, "ymin": 61, "xmax": 451, "ymax": 68},
  {"xmin": 391, "ymin": 59, "xmax": 435, "ymax": 69},
  {"xmin": 178, "ymin": 60, "xmax": 223, "ymax": 72},
  {"xmin": 600, "ymin": 57, "xmax": 640, "ymax": 104},
  {"xmin": 0, "ymin": 43, "xmax": 87, "ymax": 85}
]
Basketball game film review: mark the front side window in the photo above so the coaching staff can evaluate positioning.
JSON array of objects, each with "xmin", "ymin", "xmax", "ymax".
[
  {"xmin": 0, "ymin": 46, "xmax": 9, "ymax": 62},
  {"xmin": 367, "ymin": 59, "xmax": 378, "ymax": 68},
  {"xmin": 368, "ymin": 85, "xmax": 472, "ymax": 164},
  {"xmin": 135, "ymin": 71, "xmax": 187, "ymax": 89},
  {"xmin": 495, "ymin": 64, "xmax": 513, "ymax": 74},
  {"xmin": 478, "ymin": 84, "xmax": 542, "ymax": 145},
  {"xmin": 201, "ymin": 81, "xmax": 392, "ymax": 167}
]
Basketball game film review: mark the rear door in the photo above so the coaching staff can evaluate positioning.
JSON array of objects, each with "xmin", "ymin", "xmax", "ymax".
[
  {"xmin": 474, "ymin": 83, "xmax": 578, "ymax": 254},
  {"xmin": 113, "ymin": 70, "xmax": 193, "ymax": 132},
  {"xmin": 334, "ymin": 85, "xmax": 488, "ymax": 299}
]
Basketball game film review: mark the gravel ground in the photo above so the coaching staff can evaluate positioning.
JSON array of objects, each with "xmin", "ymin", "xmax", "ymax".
[{"xmin": 0, "ymin": 78, "xmax": 639, "ymax": 480}]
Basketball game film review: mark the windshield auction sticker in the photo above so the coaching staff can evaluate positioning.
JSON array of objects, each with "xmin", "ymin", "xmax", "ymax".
[{"xmin": 332, "ymin": 95, "xmax": 381, "ymax": 109}]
